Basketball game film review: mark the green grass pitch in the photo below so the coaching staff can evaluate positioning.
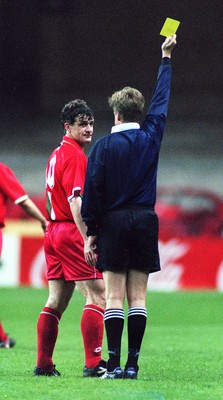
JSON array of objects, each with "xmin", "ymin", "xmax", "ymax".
[{"xmin": 0, "ymin": 288, "xmax": 223, "ymax": 400}]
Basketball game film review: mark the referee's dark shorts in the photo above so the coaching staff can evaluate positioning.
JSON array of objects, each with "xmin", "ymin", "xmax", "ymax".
[{"xmin": 96, "ymin": 206, "xmax": 160, "ymax": 273}]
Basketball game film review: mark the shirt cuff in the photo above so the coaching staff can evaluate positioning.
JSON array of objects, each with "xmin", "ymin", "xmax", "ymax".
[
  {"xmin": 15, "ymin": 194, "xmax": 29, "ymax": 204},
  {"xmin": 86, "ymin": 226, "xmax": 98, "ymax": 237},
  {"xmin": 161, "ymin": 57, "xmax": 171, "ymax": 65}
]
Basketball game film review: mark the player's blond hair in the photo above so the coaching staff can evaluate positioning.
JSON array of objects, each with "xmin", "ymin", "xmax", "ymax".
[{"xmin": 108, "ymin": 86, "xmax": 145, "ymax": 123}]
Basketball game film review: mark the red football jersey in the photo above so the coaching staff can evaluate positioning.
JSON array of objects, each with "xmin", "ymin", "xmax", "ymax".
[
  {"xmin": 0, "ymin": 163, "xmax": 28, "ymax": 227},
  {"xmin": 45, "ymin": 136, "xmax": 87, "ymax": 221}
]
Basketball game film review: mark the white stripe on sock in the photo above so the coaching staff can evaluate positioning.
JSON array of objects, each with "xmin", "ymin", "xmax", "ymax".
[
  {"xmin": 104, "ymin": 309, "xmax": 125, "ymax": 321},
  {"xmin": 83, "ymin": 306, "xmax": 104, "ymax": 317},
  {"xmin": 40, "ymin": 311, "xmax": 60, "ymax": 323},
  {"xmin": 128, "ymin": 307, "xmax": 147, "ymax": 318}
]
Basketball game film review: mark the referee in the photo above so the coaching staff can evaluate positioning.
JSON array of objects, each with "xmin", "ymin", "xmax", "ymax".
[{"xmin": 82, "ymin": 35, "xmax": 177, "ymax": 379}]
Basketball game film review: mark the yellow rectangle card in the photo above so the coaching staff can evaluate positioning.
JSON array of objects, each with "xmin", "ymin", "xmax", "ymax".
[{"xmin": 160, "ymin": 17, "xmax": 180, "ymax": 37}]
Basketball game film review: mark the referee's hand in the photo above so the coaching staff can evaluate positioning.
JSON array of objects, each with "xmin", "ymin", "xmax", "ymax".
[{"xmin": 161, "ymin": 34, "xmax": 177, "ymax": 57}]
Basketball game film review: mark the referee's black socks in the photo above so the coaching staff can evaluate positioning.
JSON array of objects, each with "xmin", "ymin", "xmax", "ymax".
[
  {"xmin": 104, "ymin": 308, "xmax": 124, "ymax": 371},
  {"xmin": 125, "ymin": 307, "xmax": 147, "ymax": 369}
]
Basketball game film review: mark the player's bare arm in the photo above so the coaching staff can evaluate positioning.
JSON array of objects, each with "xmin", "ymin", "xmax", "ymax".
[
  {"xmin": 70, "ymin": 196, "xmax": 88, "ymax": 240},
  {"xmin": 19, "ymin": 197, "xmax": 47, "ymax": 231},
  {"xmin": 70, "ymin": 196, "xmax": 97, "ymax": 266}
]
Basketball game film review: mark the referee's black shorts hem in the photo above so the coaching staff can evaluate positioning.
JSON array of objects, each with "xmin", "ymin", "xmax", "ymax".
[{"xmin": 96, "ymin": 207, "xmax": 161, "ymax": 273}]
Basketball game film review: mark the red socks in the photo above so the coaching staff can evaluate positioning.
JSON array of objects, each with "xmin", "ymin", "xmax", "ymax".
[
  {"xmin": 36, "ymin": 304, "xmax": 104, "ymax": 370},
  {"xmin": 0, "ymin": 322, "xmax": 8, "ymax": 341},
  {"xmin": 36, "ymin": 307, "xmax": 61, "ymax": 370},
  {"xmin": 81, "ymin": 304, "xmax": 104, "ymax": 368}
]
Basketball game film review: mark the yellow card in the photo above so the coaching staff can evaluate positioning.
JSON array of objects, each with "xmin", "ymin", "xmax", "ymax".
[{"xmin": 160, "ymin": 17, "xmax": 180, "ymax": 37}]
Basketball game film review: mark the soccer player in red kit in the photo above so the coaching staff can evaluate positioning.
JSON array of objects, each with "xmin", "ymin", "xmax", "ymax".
[
  {"xmin": 34, "ymin": 99, "xmax": 106, "ymax": 377},
  {"xmin": 0, "ymin": 162, "xmax": 47, "ymax": 348}
]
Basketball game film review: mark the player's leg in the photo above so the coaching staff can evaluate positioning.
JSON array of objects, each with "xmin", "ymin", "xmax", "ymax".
[
  {"xmin": 0, "ymin": 322, "xmax": 8, "ymax": 343},
  {"xmin": 35, "ymin": 279, "xmax": 75, "ymax": 376},
  {"xmin": 94, "ymin": 209, "xmax": 130, "ymax": 378},
  {"xmin": 123, "ymin": 208, "xmax": 159, "ymax": 378},
  {"xmin": 0, "ymin": 321, "xmax": 16, "ymax": 348},
  {"xmin": 100, "ymin": 271, "xmax": 126, "ymax": 378},
  {"xmin": 0, "ymin": 230, "xmax": 16, "ymax": 349},
  {"xmin": 124, "ymin": 269, "xmax": 149, "ymax": 378},
  {"xmin": 59, "ymin": 221, "xmax": 106, "ymax": 377},
  {"xmin": 76, "ymin": 279, "xmax": 106, "ymax": 376}
]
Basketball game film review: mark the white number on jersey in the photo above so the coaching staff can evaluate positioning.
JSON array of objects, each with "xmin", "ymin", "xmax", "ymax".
[{"xmin": 46, "ymin": 154, "xmax": 57, "ymax": 189}]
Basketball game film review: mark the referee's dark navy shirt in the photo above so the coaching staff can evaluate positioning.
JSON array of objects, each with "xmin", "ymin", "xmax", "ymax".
[{"xmin": 82, "ymin": 58, "xmax": 172, "ymax": 236}]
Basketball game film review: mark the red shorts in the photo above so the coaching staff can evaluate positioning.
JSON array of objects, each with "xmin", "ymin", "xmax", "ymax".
[
  {"xmin": 44, "ymin": 221, "xmax": 103, "ymax": 281},
  {"xmin": 0, "ymin": 229, "xmax": 2, "ymax": 255}
]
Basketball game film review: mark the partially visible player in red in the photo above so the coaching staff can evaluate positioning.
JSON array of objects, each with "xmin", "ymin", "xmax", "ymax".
[
  {"xmin": 0, "ymin": 162, "xmax": 47, "ymax": 348},
  {"xmin": 33, "ymin": 99, "xmax": 106, "ymax": 377}
]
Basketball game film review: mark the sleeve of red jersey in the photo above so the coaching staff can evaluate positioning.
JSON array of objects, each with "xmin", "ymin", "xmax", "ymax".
[
  {"xmin": 0, "ymin": 163, "xmax": 28, "ymax": 203},
  {"xmin": 62, "ymin": 157, "xmax": 86, "ymax": 202}
]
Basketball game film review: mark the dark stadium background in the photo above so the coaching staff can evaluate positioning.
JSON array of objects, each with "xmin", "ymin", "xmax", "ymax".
[{"xmin": 0, "ymin": 0, "xmax": 222, "ymax": 197}]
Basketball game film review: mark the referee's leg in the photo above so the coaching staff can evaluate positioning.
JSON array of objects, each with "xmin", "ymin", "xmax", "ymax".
[{"xmin": 125, "ymin": 270, "xmax": 149, "ymax": 374}]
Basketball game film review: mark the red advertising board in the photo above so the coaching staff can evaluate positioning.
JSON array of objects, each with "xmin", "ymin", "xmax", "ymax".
[
  {"xmin": 19, "ymin": 237, "xmax": 47, "ymax": 287},
  {"xmin": 154, "ymin": 236, "xmax": 223, "ymax": 291},
  {"xmin": 16, "ymin": 234, "xmax": 223, "ymax": 291},
  {"xmin": 3, "ymin": 188, "xmax": 223, "ymax": 290}
]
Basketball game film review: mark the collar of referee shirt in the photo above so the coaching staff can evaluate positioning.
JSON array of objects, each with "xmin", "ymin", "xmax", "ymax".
[{"xmin": 111, "ymin": 122, "xmax": 140, "ymax": 133}]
